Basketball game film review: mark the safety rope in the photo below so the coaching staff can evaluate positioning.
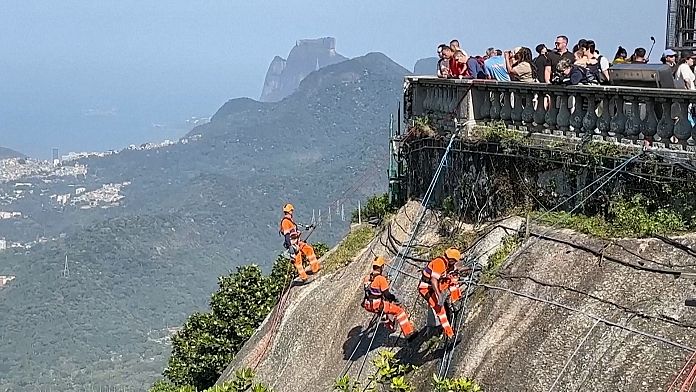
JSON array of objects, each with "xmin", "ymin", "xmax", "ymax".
[
  {"xmin": 435, "ymin": 152, "xmax": 642, "ymax": 376},
  {"xmin": 344, "ymin": 132, "xmax": 459, "ymax": 385},
  {"xmin": 546, "ymin": 319, "xmax": 601, "ymax": 392},
  {"xmin": 479, "ymin": 283, "xmax": 695, "ymax": 352}
]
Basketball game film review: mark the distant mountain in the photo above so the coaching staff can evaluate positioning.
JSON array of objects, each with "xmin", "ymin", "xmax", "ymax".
[
  {"xmin": 0, "ymin": 146, "xmax": 25, "ymax": 159},
  {"xmin": 413, "ymin": 57, "xmax": 438, "ymax": 75},
  {"xmin": 0, "ymin": 52, "xmax": 409, "ymax": 391},
  {"xmin": 259, "ymin": 37, "xmax": 347, "ymax": 102}
]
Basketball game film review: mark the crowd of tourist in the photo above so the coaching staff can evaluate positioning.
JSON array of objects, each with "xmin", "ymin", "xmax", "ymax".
[{"xmin": 435, "ymin": 35, "xmax": 696, "ymax": 90}]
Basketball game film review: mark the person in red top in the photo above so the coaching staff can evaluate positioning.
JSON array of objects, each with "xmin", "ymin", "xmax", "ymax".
[
  {"xmin": 418, "ymin": 247, "xmax": 464, "ymax": 337},
  {"xmin": 279, "ymin": 203, "xmax": 320, "ymax": 281},
  {"xmin": 362, "ymin": 256, "xmax": 416, "ymax": 338}
]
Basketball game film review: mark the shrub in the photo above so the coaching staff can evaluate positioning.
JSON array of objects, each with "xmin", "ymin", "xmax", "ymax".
[
  {"xmin": 432, "ymin": 375, "xmax": 483, "ymax": 392},
  {"xmin": 352, "ymin": 193, "xmax": 394, "ymax": 223}
]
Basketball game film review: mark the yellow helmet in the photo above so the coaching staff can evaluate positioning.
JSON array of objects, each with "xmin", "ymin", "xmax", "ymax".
[
  {"xmin": 444, "ymin": 247, "xmax": 461, "ymax": 262},
  {"xmin": 372, "ymin": 256, "xmax": 386, "ymax": 268},
  {"xmin": 283, "ymin": 203, "xmax": 294, "ymax": 213}
]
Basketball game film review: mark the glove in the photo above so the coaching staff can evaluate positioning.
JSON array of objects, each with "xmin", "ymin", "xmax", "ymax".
[{"xmin": 304, "ymin": 224, "xmax": 315, "ymax": 230}]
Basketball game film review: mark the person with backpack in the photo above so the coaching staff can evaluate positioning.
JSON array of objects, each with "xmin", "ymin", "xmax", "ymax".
[{"xmin": 584, "ymin": 40, "xmax": 610, "ymax": 84}]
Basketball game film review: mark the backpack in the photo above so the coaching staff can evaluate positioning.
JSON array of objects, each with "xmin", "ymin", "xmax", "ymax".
[
  {"xmin": 585, "ymin": 62, "xmax": 601, "ymax": 85},
  {"xmin": 596, "ymin": 55, "xmax": 610, "ymax": 84}
]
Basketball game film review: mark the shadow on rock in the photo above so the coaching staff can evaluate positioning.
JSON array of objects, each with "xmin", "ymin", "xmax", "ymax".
[{"xmin": 394, "ymin": 326, "xmax": 446, "ymax": 366}]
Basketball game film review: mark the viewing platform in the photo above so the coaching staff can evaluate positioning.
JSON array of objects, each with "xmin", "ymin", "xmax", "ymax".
[{"xmin": 403, "ymin": 76, "xmax": 696, "ymax": 154}]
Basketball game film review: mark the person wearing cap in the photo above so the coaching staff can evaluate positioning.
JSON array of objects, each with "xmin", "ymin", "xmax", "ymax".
[
  {"xmin": 675, "ymin": 53, "xmax": 696, "ymax": 90},
  {"xmin": 661, "ymin": 49, "xmax": 678, "ymax": 75},
  {"xmin": 418, "ymin": 247, "xmax": 465, "ymax": 338},
  {"xmin": 279, "ymin": 203, "xmax": 320, "ymax": 281},
  {"xmin": 362, "ymin": 256, "xmax": 416, "ymax": 338}
]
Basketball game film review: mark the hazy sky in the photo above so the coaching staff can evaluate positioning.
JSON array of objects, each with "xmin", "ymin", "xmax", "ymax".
[{"xmin": 1, "ymin": 0, "xmax": 667, "ymax": 158}]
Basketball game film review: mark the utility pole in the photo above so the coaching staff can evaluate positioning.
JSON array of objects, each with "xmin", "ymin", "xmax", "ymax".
[
  {"xmin": 358, "ymin": 200, "xmax": 362, "ymax": 224},
  {"xmin": 63, "ymin": 254, "xmax": 69, "ymax": 278}
]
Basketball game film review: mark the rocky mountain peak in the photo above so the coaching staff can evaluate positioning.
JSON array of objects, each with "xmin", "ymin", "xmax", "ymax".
[{"xmin": 259, "ymin": 37, "xmax": 347, "ymax": 102}]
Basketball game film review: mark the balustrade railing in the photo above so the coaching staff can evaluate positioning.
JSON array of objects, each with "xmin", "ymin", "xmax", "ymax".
[{"xmin": 404, "ymin": 77, "xmax": 696, "ymax": 147}]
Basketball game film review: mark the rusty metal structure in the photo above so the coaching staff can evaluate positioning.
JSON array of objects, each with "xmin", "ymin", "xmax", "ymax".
[{"xmin": 667, "ymin": 0, "xmax": 696, "ymax": 50}]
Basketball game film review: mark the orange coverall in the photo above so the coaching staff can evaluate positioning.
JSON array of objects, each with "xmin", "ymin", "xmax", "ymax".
[
  {"xmin": 362, "ymin": 273, "xmax": 415, "ymax": 337},
  {"xmin": 279, "ymin": 214, "xmax": 320, "ymax": 280}
]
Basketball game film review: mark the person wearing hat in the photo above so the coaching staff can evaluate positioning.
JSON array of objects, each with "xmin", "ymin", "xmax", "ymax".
[
  {"xmin": 661, "ymin": 49, "xmax": 678, "ymax": 75},
  {"xmin": 418, "ymin": 247, "xmax": 465, "ymax": 338},
  {"xmin": 279, "ymin": 203, "xmax": 321, "ymax": 281},
  {"xmin": 675, "ymin": 53, "xmax": 696, "ymax": 90},
  {"xmin": 362, "ymin": 256, "xmax": 416, "ymax": 339}
]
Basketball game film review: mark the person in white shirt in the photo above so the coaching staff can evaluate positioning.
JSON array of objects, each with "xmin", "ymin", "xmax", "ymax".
[{"xmin": 675, "ymin": 55, "xmax": 696, "ymax": 90}]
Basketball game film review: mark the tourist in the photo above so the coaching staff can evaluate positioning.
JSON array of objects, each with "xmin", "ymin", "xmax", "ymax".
[
  {"xmin": 437, "ymin": 44, "xmax": 452, "ymax": 78},
  {"xmin": 586, "ymin": 40, "xmax": 611, "ymax": 83},
  {"xmin": 613, "ymin": 46, "xmax": 628, "ymax": 64},
  {"xmin": 533, "ymin": 44, "xmax": 551, "ymax": 83},
  {"xmin": 484, "ymin": 49, "xmax": 511, "ymax": 81},
  {"xmin": 556, "ymin": 58, "xmax": 590, "ymax": 85},
  {"xmin": 458, "ymin": 50, "xmax": 486, "ymax": 79},
  {"xmin": 661, "ymin": 49, "xmax": 678, "ymax": 75},
  {"xmin": 675, "ymin": 54, "xmax": 696, "ymax": 90},
  {"xmin": 547, "ymin": 35, "xmax": 575, "ymax": 80},
  {"xmin": 450, "ymin": 50, "xmax": 468, "ymax": 78},
  {"xmin": 505, "ymin": 47, "xmax": 536, "ymax": 82},
  {"xmin": 450, "ymin": 39, "xmax": 461, "ymax": 53},
  {"xmin": 630, "ymin": 47, "xmax": 647, "ymax": 64}
]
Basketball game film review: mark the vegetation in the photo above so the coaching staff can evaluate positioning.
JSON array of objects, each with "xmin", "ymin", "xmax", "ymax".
[
  {"xmin": 352, "ymin": 193, "xmax": 395, "ymax": 223},
  {"xmin": 407, "ymin": 116, "xmax": 437, "ymax": 138},
  {"xmin": 334, "ymin": 351, "xmax": 417, "ymax": 392},
  {"xmin": 151, "ymin": 369, "xmax": 272, "ymax": 392},
  {"xmin": 323, "ymin": 226, "xmax": 376, "ymax": 272},
  {"xmin": 534, "ymin": 194, "xmax": 686, "ymax": 238},
  {"xmin": 482, "ymin": 235, "xmax": 522, "ymax": 284},
  {"xmin": 334, "ymin": 351, "xmax": 483, "ymax": 392},
  {"xmin": 432, "ymin": 375, "xmax": 483, "ymax": 392}
]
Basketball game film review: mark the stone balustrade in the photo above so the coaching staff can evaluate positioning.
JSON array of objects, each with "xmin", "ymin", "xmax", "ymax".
[{"xmin": 404, "ymin": 77, "xmax": 696, "ymax": 148}]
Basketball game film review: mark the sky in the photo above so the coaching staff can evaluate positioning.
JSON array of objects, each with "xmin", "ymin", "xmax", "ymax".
[{"xmin": 1, "ymin": 0, "xmax": 668, "ymax": 158}]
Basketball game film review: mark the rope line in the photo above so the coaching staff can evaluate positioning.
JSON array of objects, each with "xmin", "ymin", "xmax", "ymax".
[
  {"xmin": 480, "ymin": 283, "xmax": 695, "ymax": 352},
  {"xmin": 348, "ymin": 133, "xmax": 458, "ymax": 386},
  {"xmin": 547, "ymin": 319, "xmax": 601, "ymax": 392}
]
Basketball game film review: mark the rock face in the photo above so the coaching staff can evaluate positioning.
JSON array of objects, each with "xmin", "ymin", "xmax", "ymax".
[
  {"xmin": 259, "ymin": 37, "xmax": 347, "ymax": 102},
  {"xmin": 218, "ymin": 201, "xmax": 696, "ymax": 392},
  {"xmin": 413, "ymin": 57, "xmax": 438, "ymax": 75}
]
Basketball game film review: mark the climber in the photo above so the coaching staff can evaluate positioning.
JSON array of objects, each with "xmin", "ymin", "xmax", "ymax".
[
  {"xmin": 362, "ymin": 256, "xmax": 417, "ymax": 339},
  {"xmin": 418, "ymin": 247, "xmax": 464, "ymax": 338},
  {"xmin": 279, "ymin": 203, "xmax": 321, "ymax": 281}
]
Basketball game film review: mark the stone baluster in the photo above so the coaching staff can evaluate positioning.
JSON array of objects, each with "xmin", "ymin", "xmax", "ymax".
[
  {"xmin": 610, "ymin": 96, "xmax": 627, "ymax": 139},
  {"xmin": 533, "ymin": 92, "xmax": 547, "ymax": 132},
  {"xmin": 511, "ymin": 90, "xmax": 524, "ymax": 125},
  {"xmin": 641, "ymin": 99, "xmax": 658, "ymax": 140},
  {"xmin": 522, "ymin": 91, "xmax": 536, "ymax": 126},
  {"xmin": 674, "ymin": 100, "xmax": 691, "ymax": 144},
  {"xmin": 656, "ymin": 100, "xmax": 674, "ymax": 142},
  {"xmin": 596, "ymin": 95, "xmax": 611, "ymax": 138},
  {"xmin": 500, "ymin": 89, "xmax": 513, "ymax": 124},
  {"xmin": 557, "ymin": 93, "xmax": 571, "ymax": 132},
  {"xmin": 422, "ymin": 86, "xmax": 433, "ymax": 113},
  {"xmin": 569, "ymin": 94, "xmax": 586, "ymax": 136},
  {"xmin": 624, "ymin": 96, "xmax": 642, "ymax": 139},
  {"xmin": 545, "ymin": 92, "xmax": 559, "ymax": 130},
  {"xmin": 475, "ymin": 88, "xmax": 491, "ymax": 121},
  {"xmin": 582, "ymin": 96, "xmax": 598, "ymax": 135},
  {"xmin": 490, "ymin": 88, "xmax": 502, "ymax": 121}
]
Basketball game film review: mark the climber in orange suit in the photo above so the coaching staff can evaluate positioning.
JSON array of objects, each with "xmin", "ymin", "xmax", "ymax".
[
  {"xmin": 418, "ymin": 247, "xmax": 464, "ymax": 338},
  {"xmin": 362, "ymin": 256, "xmax": 416, "ymax": 338},
  {"xmin": 279, "ymin": 203, "xmax": 320, "ymax": 281}
]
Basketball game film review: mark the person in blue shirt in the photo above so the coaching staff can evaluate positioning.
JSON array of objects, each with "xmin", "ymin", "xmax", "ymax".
[{"xmin": 484, "ymin": 50, "xmax": 511, "ymax": 81}]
